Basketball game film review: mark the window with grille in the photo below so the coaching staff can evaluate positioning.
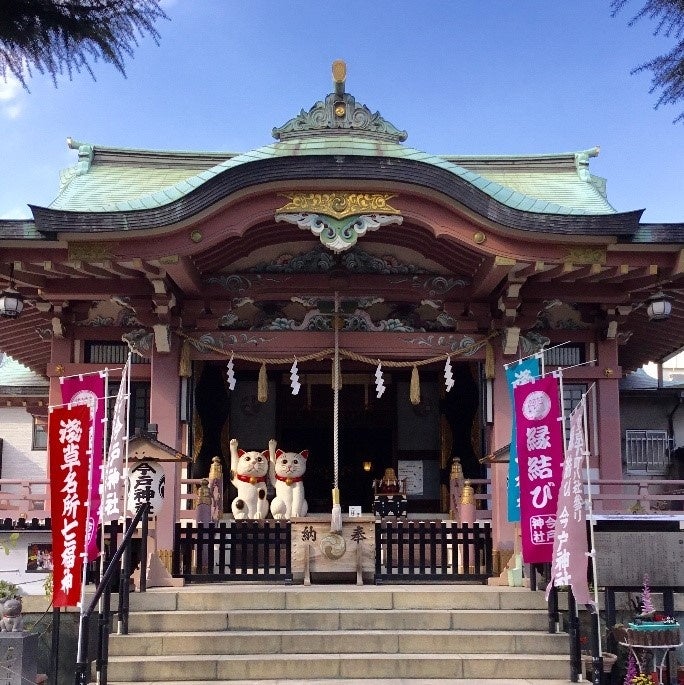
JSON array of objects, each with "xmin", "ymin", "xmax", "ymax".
[
  {"xmin": 625, "ymin": 430, "xmax": 671, "ymax": 475},
  {"xmin": 84, "ymin": 342, "xmax": 148, "ymax": 365},
  {"xmin": 543, "ymin": 344, "xmax": 585, "ymax": 367},
  {"xmin": 106, "ymin": 382, "xmax": 151, "ymax": 437},
  {"xmin": 562, "ymin": 384, "xmax": 588, "ymax": 437},
  {"xmin": 32, "ymin": 417, "xmax": 47, "ymax": 450}
]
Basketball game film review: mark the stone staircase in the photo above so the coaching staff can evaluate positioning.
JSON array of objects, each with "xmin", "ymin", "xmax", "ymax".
[{"xmin": 100, "ymin": 584, "xmax": 573, "ymax": 684}]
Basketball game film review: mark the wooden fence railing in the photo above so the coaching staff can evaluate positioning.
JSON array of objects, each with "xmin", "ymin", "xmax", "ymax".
[
  {"xmin": 172, "ymin": 519, "xmax": 292, "ymax": 583},
  {"xmin": 374, "ymin": 520, "xmax": 493, "ymax": 583},
  {"xmin": 0, "ymin": 479, "xmax": 50, "ymax": 519}
]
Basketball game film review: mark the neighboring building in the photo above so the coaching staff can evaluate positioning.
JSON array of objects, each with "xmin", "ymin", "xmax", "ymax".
[
  {"xmin": 620, "ymin": 368, "xmax": 684, "ymax": 477},
  {"xmin": 0, "ymin": 63, "xmax": 683, "ymax": 559},
  {"xmin": 0, "ymin": 353, "xmax": 49, "ymax": 483}
]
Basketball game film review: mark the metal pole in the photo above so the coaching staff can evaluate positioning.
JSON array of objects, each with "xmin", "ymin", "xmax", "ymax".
[
  {"xmin": 567, "ymin": 590, "xmax": 582, "ymax": 682},
  {"xmin": 49, "ymin": 607, "xmax": 60, "ymax": 685}
]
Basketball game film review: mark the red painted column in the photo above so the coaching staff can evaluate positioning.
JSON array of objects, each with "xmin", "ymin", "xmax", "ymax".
[
  {"xmin": 596, "ymin": 339, "xmax": 622, "ymax": 480},
  {"xmin": 149, "ymin": 334, "xmax": 182, "ymax": 551},
  {"xmin": 46, "ymin": 336, "xmax": 73, "ymax": 516}
]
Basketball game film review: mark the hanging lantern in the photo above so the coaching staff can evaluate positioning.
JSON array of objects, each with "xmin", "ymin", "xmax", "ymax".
[
  {"xmin": 126, "ymin": 460, "xmax": 165, "ymax": 516},
  {"xmin": 646, "ymin": 292, "xmax": 672, "ymax": 321},
  {"xmin": 0, "ymin": 265, "xmax": 24, "ymax": 318}
]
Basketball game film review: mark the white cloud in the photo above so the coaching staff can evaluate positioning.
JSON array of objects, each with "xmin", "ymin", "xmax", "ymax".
[
  {"xmin": 0, "ymin": 74, "xmax": 25, "ymax": 118},
  {"xmin": 1, "ymin": 205, "xmax": 32, "ymax": 220}
]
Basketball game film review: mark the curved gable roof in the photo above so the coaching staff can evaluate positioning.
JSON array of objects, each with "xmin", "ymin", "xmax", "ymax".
[{"xmin": 51, "ymin": 137, "xmax": 615, "ymax": 218}]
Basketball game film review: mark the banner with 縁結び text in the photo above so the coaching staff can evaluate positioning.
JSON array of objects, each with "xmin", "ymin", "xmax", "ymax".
[{"xmin": 514, "ymin": 374, "xmax": 564, "ymax": 564}]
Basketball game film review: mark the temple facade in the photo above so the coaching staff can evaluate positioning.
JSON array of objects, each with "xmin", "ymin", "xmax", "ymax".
[{"xmin": 1, "ymin": 63, "xmax": 683, "ymax": 560}]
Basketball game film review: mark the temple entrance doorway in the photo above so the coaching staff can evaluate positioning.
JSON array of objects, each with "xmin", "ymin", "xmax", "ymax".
[{"xmin": 192, "ymin": 362, "xmax": 482, "ymax": 515}]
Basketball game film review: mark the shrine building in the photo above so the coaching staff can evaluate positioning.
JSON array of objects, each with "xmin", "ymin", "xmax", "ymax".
[{"xmin": 1, "ymin": 61, "xmax": 683, "ymax": 563}]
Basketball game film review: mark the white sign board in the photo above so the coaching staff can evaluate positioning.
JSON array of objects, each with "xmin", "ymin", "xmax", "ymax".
[{"xmin": 398, "ymin": 460, "xmax": 424, "ymax": 496}]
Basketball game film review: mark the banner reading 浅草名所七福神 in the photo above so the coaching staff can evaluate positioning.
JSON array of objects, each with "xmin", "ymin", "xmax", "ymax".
[{"xmin": 49, "ymin": 403, "xmax": 91, "ymax": 608}]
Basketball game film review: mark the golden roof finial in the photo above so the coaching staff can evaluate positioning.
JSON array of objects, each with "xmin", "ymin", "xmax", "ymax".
[{"xmin": 332, "ymin": 59, "xmax": 346, "ymax": 96}]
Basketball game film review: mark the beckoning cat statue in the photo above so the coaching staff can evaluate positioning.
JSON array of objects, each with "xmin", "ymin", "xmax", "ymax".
[
  {"xmin": 0, "ymin": 597, "xmax": 24, "ymax": 632},
  {"xmin": 229, "ymin": 438, "xmax": 269, "ymax": 520},
  {"xmin": 269, "ymin": 439, "xmax": 309, "ymax": 519}
]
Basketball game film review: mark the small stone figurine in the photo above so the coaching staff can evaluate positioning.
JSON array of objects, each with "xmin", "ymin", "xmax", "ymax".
[{"xmin": 0, "ymin": 597, "xmax": 24, "ymax": 632}]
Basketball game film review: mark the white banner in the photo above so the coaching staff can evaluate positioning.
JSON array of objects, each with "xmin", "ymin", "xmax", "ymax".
[{"xmin": 101, "ymin": 358, "xmax": 130, "ymax": 522}]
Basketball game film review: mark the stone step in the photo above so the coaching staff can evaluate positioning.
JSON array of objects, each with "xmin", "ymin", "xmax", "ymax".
[
  {"xmin": 126, "ymin": 586, "xmax": 550, "ymax": 613},
  {"xmin": 127, "ymin": 608, "xmax": 550, "ymax": 633},
  {"xmin": 109, "ymin": 628, "xmax": 567, "ymax": 657},
  {"xmin": 104, "ymin": 652, "xmax": 571, "ymax": 682}
]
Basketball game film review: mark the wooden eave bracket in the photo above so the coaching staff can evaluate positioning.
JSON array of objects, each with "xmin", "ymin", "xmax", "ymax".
[{"xmin": 502, "ymin": 327, "xmax": 521, "ymax": 356}]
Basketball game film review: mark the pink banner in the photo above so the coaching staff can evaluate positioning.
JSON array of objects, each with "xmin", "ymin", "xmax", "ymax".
[
  {"xmin": 514, "ymin": 374, "xmax": 564, "ymax": 564},
  {"xmin": 60, "ymin": 373, "xmax": 105, "ymax": 561},
  {"xmin": 546, "ymin": 402, "xmax": 594, "ymax": 605},
  {"xmin": 49, "ymin": 404, "xmax": 90, "ymax": 607}
]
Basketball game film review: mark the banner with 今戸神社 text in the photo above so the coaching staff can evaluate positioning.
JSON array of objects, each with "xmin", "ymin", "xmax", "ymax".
[
  {"xmin": 101, "ymin": 359, "xmax": 130, "ymax": 523},
  {"xmin": 546, "ymin": 400, "xmax": 594, "ymax": 605}
]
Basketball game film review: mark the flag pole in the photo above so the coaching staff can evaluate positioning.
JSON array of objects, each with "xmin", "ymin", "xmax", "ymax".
[
  {"xmin": 75, "ymin": 424, "xmax": 95, "ymax": 673},
  {"xmin": 582, "ymin": 385, "xmax": 602, "ymax": 653}
]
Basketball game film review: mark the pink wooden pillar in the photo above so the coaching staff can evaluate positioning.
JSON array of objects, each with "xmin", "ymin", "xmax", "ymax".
[
  {"xmin": 46, "ymin": 336, "xmax": 73, "ymax": 516},
  {"xmin": 490, "ymin": 345, "xmax": 515, "ymax": 558},
  {"xmin": 149, "ymin": 335, "xmax": 182, "ymax": 551}
]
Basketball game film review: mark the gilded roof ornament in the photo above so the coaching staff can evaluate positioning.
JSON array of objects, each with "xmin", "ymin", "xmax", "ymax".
[{"xmin": 272, "ymin": 61, "xmax": 408, "ymax": 143}]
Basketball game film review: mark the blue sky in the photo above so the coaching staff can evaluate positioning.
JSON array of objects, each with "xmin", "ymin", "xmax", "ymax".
[{"xmin": 0, "ymin": 1, "xmax": 681, "ymax": 223}]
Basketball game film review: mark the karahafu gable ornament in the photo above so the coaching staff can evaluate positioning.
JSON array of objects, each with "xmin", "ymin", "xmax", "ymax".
[
  {"xmin": 226, "ymin": 354, "xmax": 236, "ymax": 390},
  {"xmin": 444, "ymin": 356, "xmax": 454, "ymax": 392},
  {"xmin": 375, "ymin": 362, "xmax": 386, "ymax": 398},
  {"xmin": 290, "ymin": 358, "xmax": 301, "ymax": 395}
]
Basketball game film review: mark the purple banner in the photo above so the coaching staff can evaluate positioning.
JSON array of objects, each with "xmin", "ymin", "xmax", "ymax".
[
  {"xmin": 60, "ymin": 372, "xmax": 105, "ymax": 562},
  {"xmin": 546, "ymin": 401, "xmax": 594, "ymax": 606},
  {"xmin": 514, "ymin": 374, "xmax": 564, "ymax": 564}
]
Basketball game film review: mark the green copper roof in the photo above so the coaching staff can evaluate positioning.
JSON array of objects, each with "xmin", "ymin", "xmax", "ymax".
[{"xmin": 50, "ymin": 137, "xmax": 615, "ymax": 216}]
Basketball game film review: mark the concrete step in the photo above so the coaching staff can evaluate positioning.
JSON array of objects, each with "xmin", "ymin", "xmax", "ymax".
[
  {"xmin": 126, "ymin": 585, "xmax": 549, "ymax": 613},
  {"xmin": 99, "ymin": 585, "xmax": 570, "ymax": 684},
  {"xmin": 127, "ymin": 608, "xmax": 550, "ymax": 633},
  {"xmin": 109, "ymin": 628, "xmax": 567, "ymax": 656},
  {"xmin": 104, "ymin": 652, "xmax": 571, "ymax": 682}
]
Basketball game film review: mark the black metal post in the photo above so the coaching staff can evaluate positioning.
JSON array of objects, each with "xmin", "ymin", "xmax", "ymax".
[
  {"xmin": 73, "ymin": 503, "xmax": 149, "ymax": 684},
  {"xmin": 568, "ymin": 590, "xmax": 582, "ymax": 682},
  {"xmin": 139, "ymin": 490, "xmax": 150, "ymax": 593},
  {"xmin": 120, "ymin": 529, "xmax": 131, "ymax": 635},
  {"xmin": 98, "ymin": 580, "xmax": 112, "ymax": 685},
  {"xmin": 588, "ymin": 606, "xmax": 604, "ymax": 685},
  {"xmin": 49, "ymin": 607, "xmax": 60, "ymax": 685},
  {"xmin": 548, "ymin": 585, "xmax": 559, "ymax": 633}
]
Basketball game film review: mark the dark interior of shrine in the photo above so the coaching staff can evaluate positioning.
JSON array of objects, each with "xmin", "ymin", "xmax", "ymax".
[{"xmin": 192, "ymin": 361, "xmax": 482, "ymax": 514}]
